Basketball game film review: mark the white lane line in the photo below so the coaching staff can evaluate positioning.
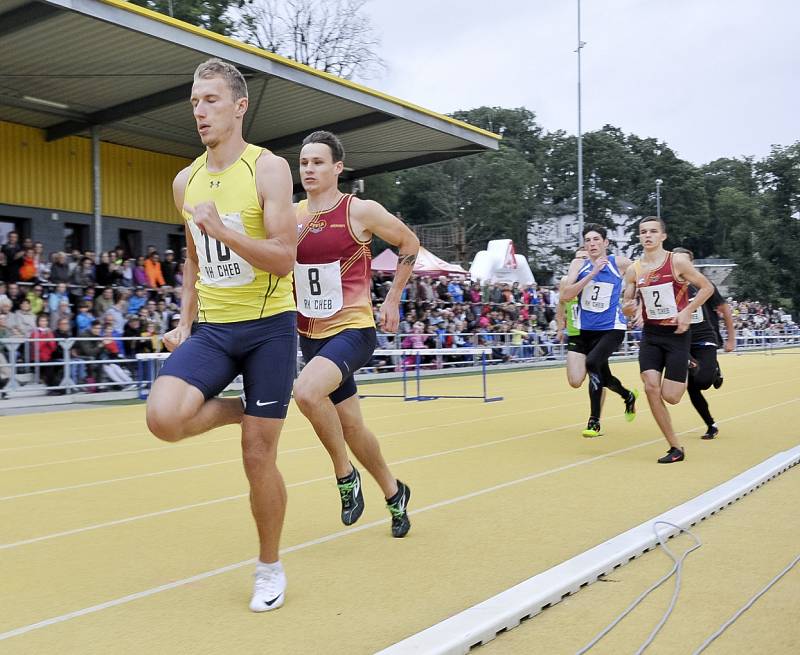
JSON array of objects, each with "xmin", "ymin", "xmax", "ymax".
[
  {"xmin": 0, "ymin": 395, "xmax": 592, "ymax": 499},
  {"xmin": 3, "ymin": 397, "xmax": 796, "ymax": 551},
  {"xmin": 0, "ymin": 390, "xmax": 524, "ymax": 453},
  {"xmin": 0, "ymin": 440, "xmax": 664, "ymax": 642},
  {"xmin": 3, "ymin": 374, "xmax": 792, "ymax": 486},
  {"xmin": 3, "ymin": 395, "xmax": 795, "ymax": 642},
  {"xmin": 0, "ymin": 393, "xmax": 582, "ymax": 472}
]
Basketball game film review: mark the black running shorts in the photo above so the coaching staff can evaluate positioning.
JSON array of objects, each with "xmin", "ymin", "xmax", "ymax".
[{"xmin": 639, "ymin": 326, "xmax": 691, "ymax": 382}]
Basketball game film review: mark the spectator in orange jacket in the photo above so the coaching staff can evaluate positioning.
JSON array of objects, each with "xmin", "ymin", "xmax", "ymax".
[{"xmin": 143, "ymin": 252, "xmax": 165, "ymax": 288}]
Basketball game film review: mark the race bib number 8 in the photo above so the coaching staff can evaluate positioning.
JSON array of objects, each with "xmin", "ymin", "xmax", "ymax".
[
  {"xmin": 640, "ymin": 282, "xmax": 678, "ymax": 319},
  {"xmin": 189, "ymin": 213, "xmax": 255, "ymax": 288},
  {"xmin": 581, "ymin": 281, "xmax": 613, "ymax": 313},
  {"xmin": 294, "ymin": 261, "xmax": 343, "ymax": 318}
]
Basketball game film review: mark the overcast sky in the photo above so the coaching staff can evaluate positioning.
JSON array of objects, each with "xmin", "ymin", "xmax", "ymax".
[{"xmin": 363, "ymin": 0, "xmax": 799, "ymax": 165}]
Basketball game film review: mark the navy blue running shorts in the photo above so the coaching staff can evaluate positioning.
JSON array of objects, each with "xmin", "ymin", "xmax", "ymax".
[
  {"xmin": 159, "ymin": 311, "xmax": 297, "ymax": 419},
  {"xmin": 299, "ymin": 328, "xmax": 377, "ymax": 405}
]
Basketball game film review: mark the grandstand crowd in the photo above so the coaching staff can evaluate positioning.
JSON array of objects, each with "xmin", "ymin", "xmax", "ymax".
[{"xmin": 0, "ymin": 233, "xmax": 797, "ymax": 396}]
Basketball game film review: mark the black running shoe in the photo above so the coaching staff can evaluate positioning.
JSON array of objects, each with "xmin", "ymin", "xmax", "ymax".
[
  {"xmin": 701, "ymin": 424, "xmax": 719, "ymax": 440},
  {"xmin": 657, "ymin": 447, "xmax": 685, "ymax": 464},
  {"xmin": 336, "ymin": 466, "xmax": 364, "ymax": 525},
  {"xmin": 386, "ymin": 480, "xmax": 411, "ymax": 538},
  {"xmin": 712, "ymin": 366, "xmax": 723, "ymax": 389}
]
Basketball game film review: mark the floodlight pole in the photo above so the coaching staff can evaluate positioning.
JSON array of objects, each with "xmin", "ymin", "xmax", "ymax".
[
  {"xmin": 576, "ymin": 0, "xmax": 586, "ymax": 244},
  {"xmin": 656, "ymin": 178, "xmax": 663, "ymax": 219}
]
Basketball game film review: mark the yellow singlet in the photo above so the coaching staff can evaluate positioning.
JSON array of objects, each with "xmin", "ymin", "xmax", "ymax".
[{"xmin": 183, "ymin": 144, "xmax": 295, "ymax": 323}]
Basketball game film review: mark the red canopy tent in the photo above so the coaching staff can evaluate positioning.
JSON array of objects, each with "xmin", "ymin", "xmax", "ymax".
[{"xmin": 371, "ymin": 247, "xmax": 467, "ymax": 276}]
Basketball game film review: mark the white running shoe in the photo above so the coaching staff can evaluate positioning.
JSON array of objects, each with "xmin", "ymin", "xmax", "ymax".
[{"xmin": 249, "ymin": 562, "xmax": 286, "ymax": 612}]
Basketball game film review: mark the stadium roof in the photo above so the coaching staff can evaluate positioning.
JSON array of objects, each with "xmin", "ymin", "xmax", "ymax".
[{"xmin": 0, "ymin": 0, "xmax": 500, "ymax": 186}]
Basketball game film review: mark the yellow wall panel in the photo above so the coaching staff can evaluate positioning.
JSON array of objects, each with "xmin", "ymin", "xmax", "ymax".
[
  {"xmin": 0, "ymin": 121, "xmax": 92, "ymax": 212},
  {"xmin": 101, "ymin": 142, "xmax": 189, "ymax": 224},
  {"xmin": 0, "ymin": 121, "xmax": 191, "ymax": 224}
]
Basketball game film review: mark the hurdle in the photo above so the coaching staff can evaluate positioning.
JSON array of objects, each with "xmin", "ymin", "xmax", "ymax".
[
  {"xmin": 136, "ymin": 347, "xmax": 503, "ymax": 403},
  {"xmin": 362, "ymin": 348, "xmax": 503, "ymax": 403}
]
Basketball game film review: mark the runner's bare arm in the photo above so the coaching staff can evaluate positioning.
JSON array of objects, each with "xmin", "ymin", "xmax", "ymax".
[
  {"xmin": 621, "ymin": 265, "xmax": 638, "ymax": 317},
  {"xmin": 673, "ymin": 254, "xmax": 714, "ymax": 334},
  {"xmin": 350, "ymin": 198, "xmax": 419, "ymax": 332},
  {"xmin": 717, "ymin": 302, "xmax": 737, "ymax": 351},
  {"xmin": 560, "ymin": 257, "xmax": 607, "ymax": 301}
]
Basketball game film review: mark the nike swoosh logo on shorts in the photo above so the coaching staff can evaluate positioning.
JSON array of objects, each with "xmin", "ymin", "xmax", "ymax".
[{"xmin": 256, "ymin": 400, "xmax": 278, "ymax": 407}]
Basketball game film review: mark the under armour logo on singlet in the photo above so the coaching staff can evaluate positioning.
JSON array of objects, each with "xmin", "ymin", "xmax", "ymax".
[{"xmin": 210, "ymin": 180, "xmax": 220, "ymax": 188}]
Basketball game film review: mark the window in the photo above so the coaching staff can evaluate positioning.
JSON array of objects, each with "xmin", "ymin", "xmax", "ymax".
[
  {"xmin": 167, "ymin": 230, "xmax": 185, "ymax": 259},
  {"xmin": 0, "ymin": 217, "xmax": 31, "ymax": 244},
  {"xmin": 64, "ymin": 223, "xmax": 89, "ymax": 253},
  {"xmin": 118, "ymin": 229, "xmax": 142, "ymax": 259}
]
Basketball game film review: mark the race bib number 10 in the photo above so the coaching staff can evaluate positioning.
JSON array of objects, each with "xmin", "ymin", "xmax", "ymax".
[{"xmin": 189, "ymin": 213, "xmax": 255, "ymax": 288}]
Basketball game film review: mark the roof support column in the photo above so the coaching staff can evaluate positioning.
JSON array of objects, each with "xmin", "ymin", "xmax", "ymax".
[{"xmin": 92, "ymin": 126, "xmax": 102, "ymax": 261}]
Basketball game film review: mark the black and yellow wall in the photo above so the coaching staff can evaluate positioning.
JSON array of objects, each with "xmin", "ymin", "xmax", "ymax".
[{"xmin": 0, "ymin": 120, "xmax": 192, "ymax": 256}]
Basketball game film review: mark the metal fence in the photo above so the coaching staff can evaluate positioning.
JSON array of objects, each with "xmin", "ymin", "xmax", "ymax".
[{"xmin": 1, "ymin": 329, "xmax": 799, "ymax": 401}]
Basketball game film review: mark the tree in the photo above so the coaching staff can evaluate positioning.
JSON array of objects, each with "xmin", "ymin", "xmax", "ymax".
[
  {"xmin": 127, "ymin": 0, "xmax": 246, "ymax": 34},
  {"xmin": 237, "ymin": 0, "xmax": 385, "ymax": 80}
]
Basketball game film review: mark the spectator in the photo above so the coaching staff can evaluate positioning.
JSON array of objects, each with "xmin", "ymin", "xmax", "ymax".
[
  {"xmin": 7, "ymin": 298, "xmax": 36, "ymax": 337},
  {"xmin": 30, "ymin": 313, "xmax": 59, "ymax": 388},
  {"xmin": 70, "ymin": 257, "xmax": 95, "ymax": 287},
  {"xmin": 18, "ymin": 247, "xmax": 38, "ymax": 282},
  {"xmin": 48, "ymin": 282, "xmax": 70, "ymax": 314},
  {"xmin": 74, "ymin": 322, "xmax": 104, "ymax": 388},
  {"xmin": 128, "ymin": 286, "xmax": 148, "ymax": 315},
  {"xmin": 75, "ymin": 301, "xmax": 95, "ymax": 334},
  {"xmin": 1, "ymin": 231, "xmax": 23, "ymax": 282},
  {"xmin": 93, "ymin": 287, "xmax": 115, "ymax": 318},
  {"xmin": 0, "ymin": 251, "xmax": 8, "ymax": 284},
  {"xmin": 143, "ymin": 252, "xmax": 166, "ymax": 288},
  {"xmin": 95, "ymin": 251, "xmax": 118, "ymax": 287},
  {"xmin": 26, "ymin": 284, "xmax": 45, "ymax": 315},
  {"xmin": 49, "ymin": 252, "xmax": 71, "ymax": 284},
  {"xmin": 49, "ymin": 298, "xmax": 73, "ymax": 331},
  {"xmin": 132, "ymin": 256, "xmax": 149, "ymax": 287},
  {"xmin": 161, "ymin": 249, "xmax": 178, "ymax": 287}
]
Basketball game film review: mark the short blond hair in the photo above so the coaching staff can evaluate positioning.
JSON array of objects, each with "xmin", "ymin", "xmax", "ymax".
[{"xmin": 194, "ymin": 58, "xmax": 248, "ymax": 101}]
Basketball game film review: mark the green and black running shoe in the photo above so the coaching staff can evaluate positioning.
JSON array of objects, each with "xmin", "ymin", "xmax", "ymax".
[
  {"xmin": 386, "ymin": 480, "xmax": 411, "ymax": 538},
  {"xmin": 624, "ymin": 389, "xmax": 639, "ymax": 422},
  {"xmin": 337, "ymin": 466, "xmax": 364, "ymax": 526},
  {"xmin": 581, "ymin": 418, "xmax": 603, "ymax": 438}
]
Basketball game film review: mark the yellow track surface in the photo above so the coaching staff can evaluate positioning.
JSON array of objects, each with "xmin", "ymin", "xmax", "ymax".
[{"xmin": 1, "ymin": 351, "xmax": 798, "ymax": 654}]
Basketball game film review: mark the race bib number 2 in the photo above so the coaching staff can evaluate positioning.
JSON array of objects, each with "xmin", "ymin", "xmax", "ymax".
[
  {"xmin": 640, "ymin": 282, "xmax": 679, "ymax": 319},
  {"xmin": 294, "ymin": 261, "xmax": 343, "ymax": 318},
  {"xmin": 189, "ymin": 212, "xmax": 255, "ymax": 287}
]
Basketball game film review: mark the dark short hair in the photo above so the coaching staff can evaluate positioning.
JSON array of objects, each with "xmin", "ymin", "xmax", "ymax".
[
  {"xmin": 639, "ymin": 216, "xmax": 667, "ymax": 232},
  {"xmin": 673, "ymin": 246, "xmax": 694, "ymax": 260},
  {"xmin": 583, "ymin": 223, "xmax": 607, "ymax": 239},
  {"xmin": 301, "ymin": 130, "xmax": 345, "ymax": 163}
]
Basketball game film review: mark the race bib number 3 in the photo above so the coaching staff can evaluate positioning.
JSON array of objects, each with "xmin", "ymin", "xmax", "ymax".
[
  {"xmin": 581, "ymin": 281, "xmax": 613, "ymax": 313},
  {"xmin": 189, "ymin": 213, "xmax": 255, "ymax": 288},
  {"xmin": 640, "ymin": 282, "xmax": 679, "ymax": 319},
  {"xmin": 294, "ymin": 261, "xmax": 343, "ymax": 318}
]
